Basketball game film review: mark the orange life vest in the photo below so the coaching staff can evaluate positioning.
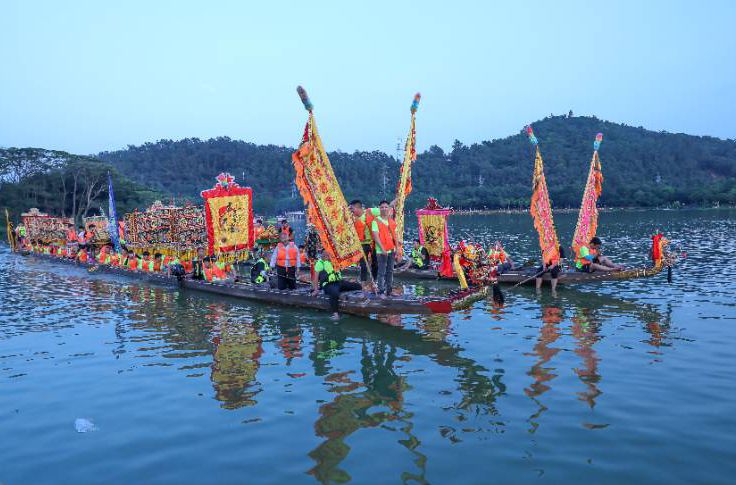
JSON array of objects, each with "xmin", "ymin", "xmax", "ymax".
[
  {"xmin": 182, "ymin": 260, "xmax": 193, "ymax": 272},
  {"xmin": 78, "ymin": 250, "xmax": 88, "ymax": 263},
  {"xmin": 375, "ymin": 217, "xmax": 397, "ymax": 252},
  {"xmin": 275, "ymin": 243, "xmax": 299, "ymax": 267},
  {"xmin": 66, "ymin": 229, "xmax": 78, "ymax": 242},
  {"xmin": 354, "ymin": 211, "xmax": 375, "ymax": 244},
  {"xmin": 128, "ymin": 258, "xmax": 139, "ymax": 270}
]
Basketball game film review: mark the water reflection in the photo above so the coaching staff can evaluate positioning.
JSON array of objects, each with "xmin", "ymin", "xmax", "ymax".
[
  {"xmin": 524, "ymin": 304, "xmax": 562, "ymax": 432},
  {"xmin": 211, "ymin": 318, "xmax": 263, "ymax": 409}
]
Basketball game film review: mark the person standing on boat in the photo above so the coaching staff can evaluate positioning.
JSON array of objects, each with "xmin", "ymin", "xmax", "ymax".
[
  {"xmin": 311, "ymin": 248, "xmax": 362, "ymax": 320},
  {"xmin": 536, "ymin": 245, "xmax": 562, "ymax": 292},
  {"xmin": 280, "ymin": 219, "xmax": 294, "ymax": 242},
  {"xmin": 349, "ymin": 200, "xmax": 379, "ymax": 284},
  {"xmin": 489, "ymin": 241, "xmax": 514, "ymax": 275},
  {"xmin": 270, "ymin": 233, "xmax": 301, "ymax": 290},
  {"xmin": 191, "ymin": 247, "xmax": 207, "ymax": 280},
  {"xmin": 371, "ymin": 200, "xmax": 399, "ymax": 298}
]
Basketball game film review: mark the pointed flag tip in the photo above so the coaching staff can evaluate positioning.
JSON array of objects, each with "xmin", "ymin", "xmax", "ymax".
[
  {"xmin": 410, "ymin": 93, "xmax": 421, "ymax": 113},
  {"xmin": 296, "ymin": 86, "xmax": 313, "ymax": 112}
]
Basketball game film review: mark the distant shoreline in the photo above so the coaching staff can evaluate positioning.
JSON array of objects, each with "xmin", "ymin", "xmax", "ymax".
[{"xmin": 450, "ymin": 205, "xmax": 732, "ymax": 216}]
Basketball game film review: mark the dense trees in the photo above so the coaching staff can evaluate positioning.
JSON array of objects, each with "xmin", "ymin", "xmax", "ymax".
[
  {"xmin": 3, "ymin": 115, "xmax": 734, "ymax": 223},
  {"xmin": 1, "ymin": 148, "xmax": 158, "ymax": 223},
  {"xmin": 97, "ymin": 116, "xmax": 735, "ymax": 213}
]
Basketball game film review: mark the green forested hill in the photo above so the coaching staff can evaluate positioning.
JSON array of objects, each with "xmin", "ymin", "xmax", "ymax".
[
  {"xmin": 96, "ymin": 115, "xmax": 736, "ymax": 213},
  {"xmin": 0, "ymin": 148, "xmax": 158, "ymax": 223}
]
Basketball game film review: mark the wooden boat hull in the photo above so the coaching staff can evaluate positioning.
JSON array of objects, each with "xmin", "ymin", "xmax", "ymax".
[
  {"xmin": 496, "ymin": 264, "xmax": 665, "ymax": 284},
  {"xmin": 18, "ymin": 252, "xmax": 486, "ymax": 316}
]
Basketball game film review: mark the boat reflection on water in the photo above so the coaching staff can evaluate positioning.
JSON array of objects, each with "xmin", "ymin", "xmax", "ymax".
[
  {"xmin": 524, "ymin": 305, "xmax": 563, "ymax": 432},
  {"xmin": 521, "ymin": 288, "xmax": 673, "ymax": 431},
  {"xmin": 210, "ymin": 317, "xmax": 263, "ymax": 409}
]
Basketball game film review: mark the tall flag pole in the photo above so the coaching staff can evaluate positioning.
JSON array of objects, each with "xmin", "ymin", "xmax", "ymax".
[
  {"xmin": 107, "ymin": 171, "xmax": 121, "ymax": 252},
  {"xmin": 291, "ymin": 86, "xmax": 364, "ymax": 270},
  {"xmin": 572, "ymin": 133, "xmax": 604, "ymax": 253},
  {"xmin": 5, "ymin": 208, "xmax": 16, "ymax": 251},
  {"xmin": 528, "ymin": 126, "xmax": 560, "ymax": 266},
  {"xmin": 394, "ymin": 93, "xmax": 420, "ymax": 259}
]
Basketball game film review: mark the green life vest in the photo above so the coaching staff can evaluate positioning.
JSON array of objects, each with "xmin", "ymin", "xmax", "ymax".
[
  {"xmin": 147, "ymin": 260, "xmax": 155, "ymax": 272},
  {"xmin": 251, "ymin": 258, "xmax": 267, "ymax": 284},
  {"xmin": 412, "ymin": 246, "xmax": 426, "ymax": 267},
  {"xmin": 19, "ymin": 226, "xmax": 26, "ymax": 237},
  {"xmin": 315, "ymin": 259, "xmax": 342, "ymax": 287}
]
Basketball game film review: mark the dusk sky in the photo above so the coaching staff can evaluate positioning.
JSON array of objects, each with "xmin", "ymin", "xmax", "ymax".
[{"xmin": 2, "ymin": 0, "xmax": 734, "ymax": 155}]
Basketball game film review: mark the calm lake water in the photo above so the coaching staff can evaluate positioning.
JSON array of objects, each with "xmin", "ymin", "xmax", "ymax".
[{"xmin": 1, "ymin": 209, "xmax": 735, "ymax": 484}]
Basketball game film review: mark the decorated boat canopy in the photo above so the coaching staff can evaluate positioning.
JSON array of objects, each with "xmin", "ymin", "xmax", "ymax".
[
  {"xmin": 83, "ymin": 215, "xmax": 111, "ymax": 245},
  {"xmin": 21, "ymin": 208, "xmax": 72, "ymax": 243},
  {"xmin": 415, "ymin": 197, "xmax": 453, "ymax": 260},
  {"xmin": 201, "ymin": 172, "xmax": 254, "ymax": 258},
  {"xmin": 124, "ymin": 201, "xmax": 206, "ymax": 256}
]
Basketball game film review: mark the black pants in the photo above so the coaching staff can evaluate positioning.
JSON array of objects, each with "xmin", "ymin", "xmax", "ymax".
[
  {"xmin": 359, "ymin": 243, "xmax": 378, "ymax": 282},
  {"xmin": 276, "ymin": 265, "xmax": 296, "ymax": 290},
  {"xmin": 323, "ymin": 280, "xmax": 362, "ymax": 313}
]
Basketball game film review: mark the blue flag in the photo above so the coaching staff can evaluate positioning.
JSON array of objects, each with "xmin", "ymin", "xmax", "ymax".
[{"xmin": 107, "ymin": 172, "xmax": 121, "ymax": 252}]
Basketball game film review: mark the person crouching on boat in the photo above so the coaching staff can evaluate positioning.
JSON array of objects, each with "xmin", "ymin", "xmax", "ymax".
[
  {"xmin": 372, "ymin": 200, "xmax": 399, "ymax": 298},
  {"xmin": 536, "ymin": 246, "xmax": 562, "ymax": 292},
  {"xmin": 575, "ymin": 237, "xmax": 623, "ymax": 272},
  {"xmin": 270, "ymin": 233, "xmax": 301, "ymax": 290},
  {"xmin": 311, "ymin": 248, "xmax": 362, "ymax": 320},
  {"xmin": 410, "ymin": 239, "xmax": 430, "ymax": 270},
  {"xmin": 250, "ymin": 250, "xmax": 269, "ymax": 285}
]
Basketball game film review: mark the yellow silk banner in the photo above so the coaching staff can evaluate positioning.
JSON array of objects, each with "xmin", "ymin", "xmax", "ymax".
[
  {"xmin": 292, "ymin": 113, "xmax": 363, "ymax": 270},
  {"xmin": 418, "ymin": 213, "xmax": 447, "ymax": 258}
]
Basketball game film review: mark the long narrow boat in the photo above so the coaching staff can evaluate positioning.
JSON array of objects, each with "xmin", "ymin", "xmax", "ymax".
[
  {"xmin": 344, "ymin": 259, "xmax": 668, "ymax": 285},
  {"xmin": 18, "ymin": 251, "xmax": 488, "ymax": 316}
]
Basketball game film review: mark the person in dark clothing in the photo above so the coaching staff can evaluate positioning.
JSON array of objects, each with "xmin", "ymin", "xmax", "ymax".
[
  {"xmin": 311, "ymin": 248, "xmax": 362, "ymax": 320},
  {"xmin": 191, "ymin": 247, "xmax": 206, "ymax": 280}
]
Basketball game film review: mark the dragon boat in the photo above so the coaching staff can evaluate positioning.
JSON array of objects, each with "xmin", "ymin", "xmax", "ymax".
[{"xmin": 17, "ymin": 251, "xmax": 488, "ymax": 316}]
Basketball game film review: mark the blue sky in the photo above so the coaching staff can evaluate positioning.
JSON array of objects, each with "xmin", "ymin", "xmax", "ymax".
[{"xmin": 1, "ymin": 0, "xmax": 734, "ymax": 155}]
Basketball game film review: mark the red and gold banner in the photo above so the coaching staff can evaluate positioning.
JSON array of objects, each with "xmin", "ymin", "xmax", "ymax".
[
  {"xmin": 201, "ymin": 173, "xmax": 254, "ymax": 256},
  {"xmin": 394, "ymin": 93, "xmax": 421, "ymax": 257},
  {"xmin": 572, "ymin": 133, "xmax": 604, "ymax": 252},
  {"xmin": 292, "ymin": 87, "xmax": 363, "ymax": 270},
  {"xmin": 415, "ymin": 198, "xmax": 452, "ymax": 260},
  {"xmin": 528, "ymin": 126, "xmax": 560, "ymax": 265}
]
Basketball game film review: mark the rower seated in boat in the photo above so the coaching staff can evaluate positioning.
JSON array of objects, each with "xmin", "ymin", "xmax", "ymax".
[
  {"xmin": 488, "ymin": 241, "xmax": 514, "ymax": 275},
  {"xmin": 311, "ymin": 248, "xmax": 363, "ymax": 320},
  {"xmin": 203, "ymin": 257, "xmax": 234, "ymax": 283},
  {"xmin": 575, "ymin": 237, "xmax": 623, "ymax": 272}
]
